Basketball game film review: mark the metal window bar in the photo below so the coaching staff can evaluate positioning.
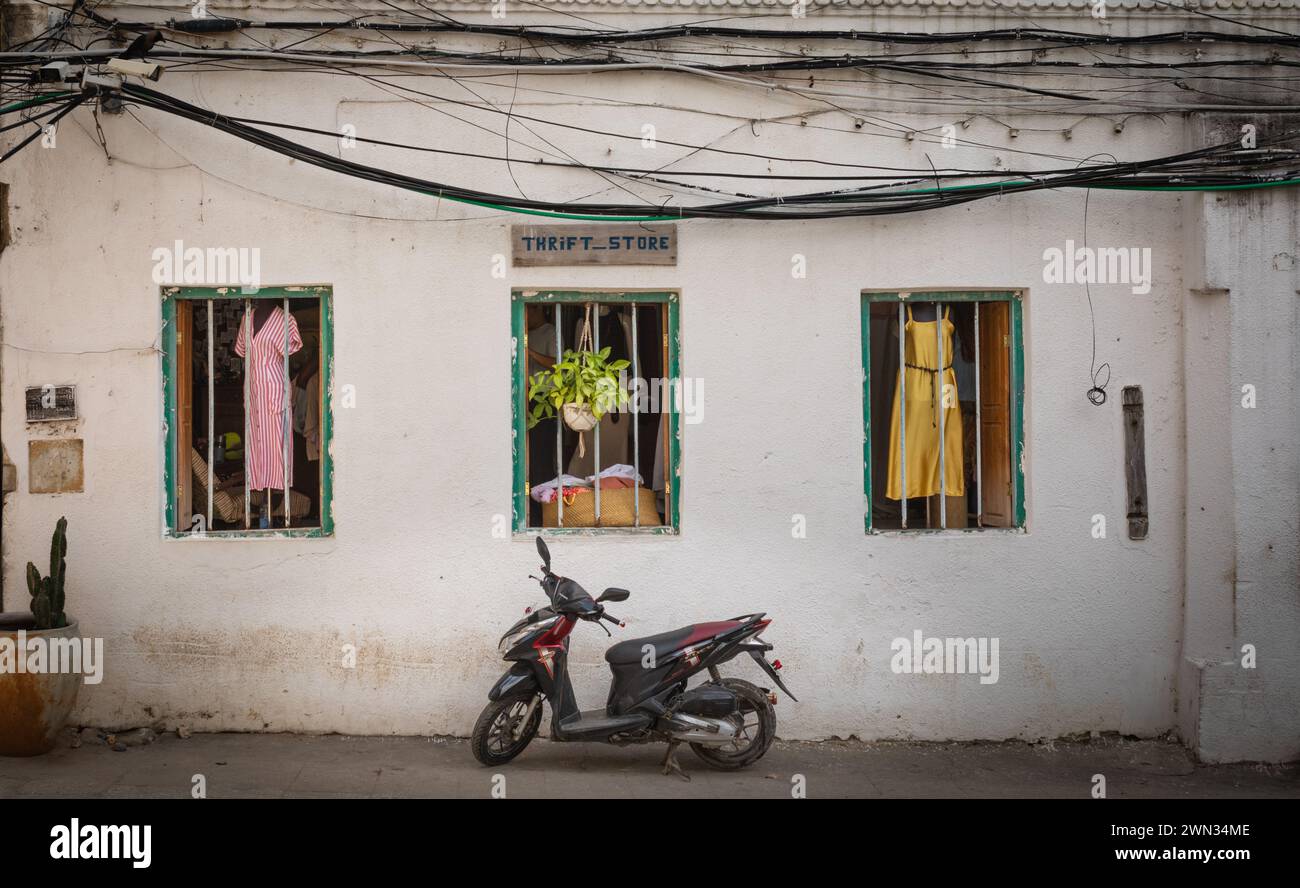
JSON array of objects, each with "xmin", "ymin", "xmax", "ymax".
[
  {"xmin": 898, "ymin": 302, "xmax": 907, "ymax": 529},
  {"xmin": 632, "ymin": 305, "xmax": 640, "ymax": 528},
  {"xmin": 206, "ymin": 299, "xmax": 214, "ymax": 532},
  {"xmin": 555, "ymin": 304, "xmax": 563, "ymax": 528},
  {"xmin": 974, "ymin": 302, "xmax": 983, "ymax": 525},
  {"xmin": 282, "ymin": 297, "xmax": 291, "ymax": 528},
  {"xmin": 936, "ymin": 300, "xmax": 946, "ymax": 530},
  {"xmin": 593, "ymin": 303, "xmax": 601, "ymax": 526},
  {"xmin": 243, "ymin": 299, "xmax": 252, "ymax": 530}
]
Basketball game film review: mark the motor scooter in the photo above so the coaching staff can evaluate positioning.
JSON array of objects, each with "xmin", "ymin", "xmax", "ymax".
[{"xmin": 471, "ymin": 538, "xmax": 796, "ymax": 778}]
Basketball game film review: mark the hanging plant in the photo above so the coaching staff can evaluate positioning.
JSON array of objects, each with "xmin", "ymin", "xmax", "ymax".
[
  {"xmin": 527, "ymin": 346, "xmax": 630, "ymax": 432},
  {"xmin": 527, "ymin": 303, "xmax": 631, "ymax": 444}
]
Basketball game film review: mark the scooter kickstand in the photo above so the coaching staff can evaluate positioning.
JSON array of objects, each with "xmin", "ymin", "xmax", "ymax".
[{"xmin": 662, "ymin": 740, "xmax": 690, "ymax": 782}]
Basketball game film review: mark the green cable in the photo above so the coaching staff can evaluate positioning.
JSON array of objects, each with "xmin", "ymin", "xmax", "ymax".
[
  {"xmin": 1091, "ymin": 177, "xmax": 1300, "ymax": 192},
  {"xmin": 854, "ymin": 175, "xmax": 1300, "ymax": 198},
  {"xmin": 434, "ymin": 174, "xmax": 1300, "ymax": 219},
  {"xmin": 0, "ymin": 91, "xmax": 74, "ymax": 115}
]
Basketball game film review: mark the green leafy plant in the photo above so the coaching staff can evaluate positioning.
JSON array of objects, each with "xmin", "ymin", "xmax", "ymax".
[
  {"xmin": 27, "ymin": 516, "xmax": 68, "ymax": 631},
  {"xmin": 527, "ymin": 347, "xmax": 630, "ymax": 429}
]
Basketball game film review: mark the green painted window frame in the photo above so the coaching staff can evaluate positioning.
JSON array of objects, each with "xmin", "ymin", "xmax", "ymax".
[
  {"xmin": 161, "ymin": 285, "xmax": 335, "ymax": 539},
  {"xmin": 511, "ymin": 289, "xmax": 681, "ymax": 536},
  {"xmin": 860, "ymin": 290, "xmax": 1026, "ymax": 534}
]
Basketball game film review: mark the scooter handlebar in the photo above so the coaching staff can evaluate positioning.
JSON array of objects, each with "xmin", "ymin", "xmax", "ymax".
[{"xmin": 599, "ymin": 611, "xmax": 625, "ymax": 629}]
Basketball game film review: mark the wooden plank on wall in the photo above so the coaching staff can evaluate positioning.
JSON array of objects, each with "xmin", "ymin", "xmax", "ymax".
[{"xmin": 1122, "ymin": 385, "xmax": 1149, "ymax": 540}]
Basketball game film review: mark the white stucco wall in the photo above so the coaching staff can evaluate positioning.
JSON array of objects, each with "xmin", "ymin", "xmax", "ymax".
[
  {"xmin": 1180, "ymin": 116, "xmax": 1300, "ymax": 762},
  {"xmin": 2, "ymin": 1, "xmax": 1296, "ymax": 759}
]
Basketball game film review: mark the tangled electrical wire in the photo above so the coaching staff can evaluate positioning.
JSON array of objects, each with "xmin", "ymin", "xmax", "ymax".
[
  {"xmin": 104, "ymin": 84, "xmax": 1300, "ymax": 219},
  {"xmin": 57, "ymin": 6, "xmax": 1300, "ymax": 49},
  {"xmin": 4, "ymin": 5, "xmax": 1300, "ymax": 117},
  {"xmin": 3, "ymin": 5, "xmax": 1300, "ymax": 220},
  {"xmin": 3, "ymin": 81, "xmax": 1299, "ymax": 220}
]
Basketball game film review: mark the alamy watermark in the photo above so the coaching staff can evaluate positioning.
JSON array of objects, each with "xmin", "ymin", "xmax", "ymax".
[
  {"xmin": 50, "ymin": 819, "xmax": 150, "ymax": 868},
  {"xmin": 1042, "ymin": 239, "xmax": 1152, "ymax": 295},
  {"xmin": 151, "ymin": 240, "xmax": 261, "ymax": 292},
  {"xmin": 560, "ymin": 373, "xmax": 704, "ymax": 425},
  {"xmin": 890, "ymin": 630, "xmax": 999, "ymax": 684},
  {"xmin": 0, "ymin": 631, "xmax": 104, "ymax": 684},
  {"xmin": 617, "ymin": 375, "xmax": 704, "ymax": 425}
]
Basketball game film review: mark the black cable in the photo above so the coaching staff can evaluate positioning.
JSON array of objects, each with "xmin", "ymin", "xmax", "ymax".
[
  {"xmin": 11, "ymin": 45, "xmax": 1300, "ymax": 77},
  {"xmin": 0, "ymin": 103, "xmax": 67, "ymax": 133},
  {"xmin": 116, "ymin": 82, "xmax": 1300, "ymax": 220},
  {"xmin": 217, "ymin": 109, "xmax": 1290, "ymax": 184},
  {"xmin": 1077, "ymin": 155, "xmax": 1114, "ymax": 406},
  {"xmin": 1146, "ymin": 0, "xmax": 1300, "ymax": 40},
  {"xmin": 108, "ymin": 17, "xmax": 1300, "ymax": 49},
  {"xmin": 0, "ymin": 93, "xmax": 84, "ymax": 163}
]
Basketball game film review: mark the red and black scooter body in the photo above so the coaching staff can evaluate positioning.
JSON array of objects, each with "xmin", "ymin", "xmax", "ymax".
[{"xmin": 487, "ymin": 540, "xmax": 794, "ymax": 743}]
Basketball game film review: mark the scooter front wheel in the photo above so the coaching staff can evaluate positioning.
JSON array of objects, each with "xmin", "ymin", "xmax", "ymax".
[
  {"xmin": 690, "ymin": 678, "xmax": 777, "ymax": 771},
  {"xmin": 471, "ymin": 693, "xmax": 543, "ymax": 766}
]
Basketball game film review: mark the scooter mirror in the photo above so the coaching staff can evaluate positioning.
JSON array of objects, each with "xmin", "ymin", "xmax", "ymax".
[
  {"xmin": 535, "ymin": 536, "xmax": 551, "ymax": 570},
  {"xmin": 598, "ymin": 587, "xmax": 630, "ymax": 603}
]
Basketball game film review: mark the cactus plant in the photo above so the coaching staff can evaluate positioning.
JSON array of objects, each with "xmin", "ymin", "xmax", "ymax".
[{"xmin": 27, "ymin": 517, "xmax": 68, "ymax": 631}]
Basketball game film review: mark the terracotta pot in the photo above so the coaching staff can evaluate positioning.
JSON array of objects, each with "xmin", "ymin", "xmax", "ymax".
[{"xmin": 0, "ymin": 614, "xmax": 82, "ymax": 756}]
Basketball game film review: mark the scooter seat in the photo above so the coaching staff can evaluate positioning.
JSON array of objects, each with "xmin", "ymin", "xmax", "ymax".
[{"xmin": 604, "ymin": 621, "xmax": 744, "ymax": 665}]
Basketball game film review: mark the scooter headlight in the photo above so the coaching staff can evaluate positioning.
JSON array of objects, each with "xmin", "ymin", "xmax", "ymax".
[{"xmin": 499, "ymin": 614, "xmax": 560, "ymax": 654}]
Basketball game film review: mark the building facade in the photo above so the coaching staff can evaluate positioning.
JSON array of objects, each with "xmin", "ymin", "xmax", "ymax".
[{"xmin": 1, "ymin": 0, "xmax": 1297, "ymax": 762}]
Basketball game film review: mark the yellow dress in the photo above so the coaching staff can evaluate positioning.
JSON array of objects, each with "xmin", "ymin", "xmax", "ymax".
[{"xmin": 886, "ymin": 305, "xmax": 964, "ymax": 500}]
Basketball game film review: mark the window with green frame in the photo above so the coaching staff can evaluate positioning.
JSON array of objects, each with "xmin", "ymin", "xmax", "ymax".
[
  {"xmin": 512, "ymin": 290, "xmax": 681, "ymax": 534},
  {"xmin": 861, "ymin": 291, "xmax": 1025, "ymax": 532},
  {"xmin": 162, "ymin": 286, "xmax": 334, "ymax": 538}
]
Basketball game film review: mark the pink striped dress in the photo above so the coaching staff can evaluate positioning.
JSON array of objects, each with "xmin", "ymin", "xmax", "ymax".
[{"xmin": 235, "ymin": 306, "xmax": 303, "ymax": 490}]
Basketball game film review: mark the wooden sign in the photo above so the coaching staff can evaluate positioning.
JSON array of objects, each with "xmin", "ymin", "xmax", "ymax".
[{"xmin": 511, "ymin": 224, "xmax": 677, "ymax": 266}]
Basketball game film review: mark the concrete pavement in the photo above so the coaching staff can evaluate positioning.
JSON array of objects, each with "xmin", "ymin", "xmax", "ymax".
[{"xmin": 0, "ymin": 731, "xmax": 1296, "ymax": 799}]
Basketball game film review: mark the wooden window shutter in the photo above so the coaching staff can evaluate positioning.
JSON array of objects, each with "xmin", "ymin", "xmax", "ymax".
[
  {"xmin": 978, "ymin": 300, "xmax": 1013, "ymax": 527},
  {"xmin": 176, "ymin": 301, "xmax": 194, "ymax": 532}
]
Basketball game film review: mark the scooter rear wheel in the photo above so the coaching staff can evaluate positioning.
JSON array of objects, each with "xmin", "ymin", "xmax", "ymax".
[
  {"xmin": 690, "ymin": 678, "xmax": 776, "ymax": 771},
  {"xmin": 471, "ymin": 693, "xmax": 543, "ymax": 766}
]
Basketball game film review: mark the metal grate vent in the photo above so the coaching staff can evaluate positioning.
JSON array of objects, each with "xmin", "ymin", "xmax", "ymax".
[{"xmin": 25, "ymin": 385, "xmax": 76, "ymax": 422}]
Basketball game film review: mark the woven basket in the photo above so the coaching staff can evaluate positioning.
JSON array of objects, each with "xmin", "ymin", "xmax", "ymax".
[
  {"xmin": 561, "ymin": 403, "xmax": 598, "ymax": 432},
  {"xmin": 542, "ymin": 485, "xmax": 661, "ymax": 527}
]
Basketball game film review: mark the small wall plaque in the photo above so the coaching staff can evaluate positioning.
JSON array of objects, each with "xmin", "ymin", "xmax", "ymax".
[
  {"xmin": 25, "ymin": 385, "xmax": 76, "ymax": 422},
  {"xmin": 29, "ymin": 439, "xmax": 83, "ymax": 494}
]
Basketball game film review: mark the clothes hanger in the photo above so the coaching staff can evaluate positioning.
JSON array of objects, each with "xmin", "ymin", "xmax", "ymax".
[
  {"xmin": 909, "ymin": 302, "xmax": 940, "ymax": 322},
  {"xmin": 250, "ymin": 301, "xmax": 281, "ymax": 336}
]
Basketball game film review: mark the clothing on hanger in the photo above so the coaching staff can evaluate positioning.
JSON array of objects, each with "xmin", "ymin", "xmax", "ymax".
[
  {"xmin": 886, "ymin": 304, "xmax": 964, "ymax": 500},
  {"xmin": 235, "ymin": 305, "xmax": 303, "ymax": 490}
]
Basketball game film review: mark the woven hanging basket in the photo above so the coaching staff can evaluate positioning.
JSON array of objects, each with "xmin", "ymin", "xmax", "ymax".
[{"xmin": 561, "ymin": 402, "xmax": 598, "ymax": 432}]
